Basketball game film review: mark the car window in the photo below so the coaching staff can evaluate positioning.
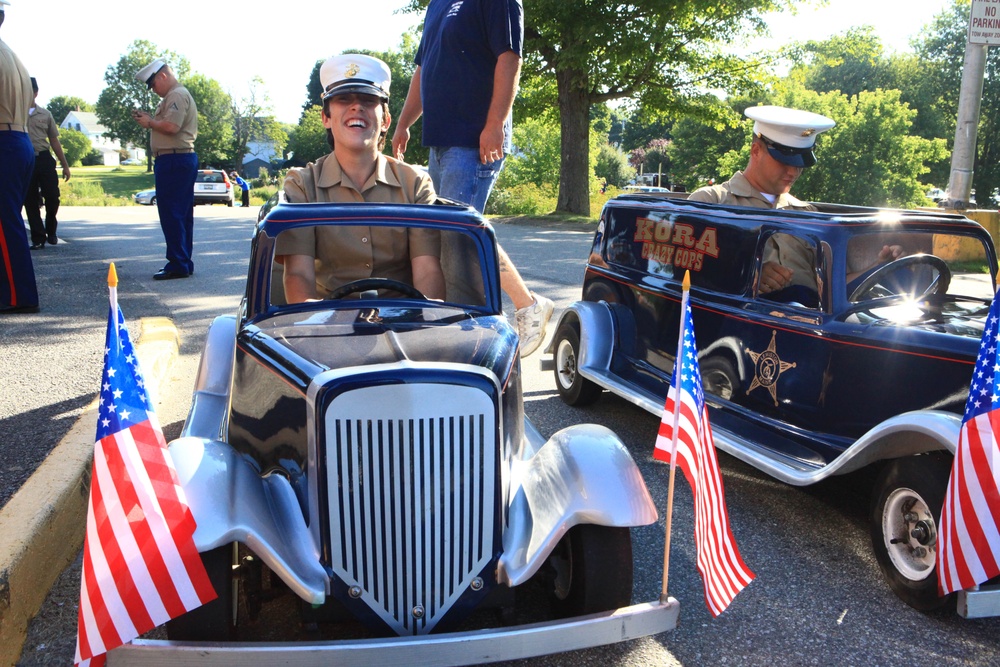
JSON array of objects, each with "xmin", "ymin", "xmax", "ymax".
[
  {"xmin": 268, "ymin": 224, "xmax": 487, "ymax": 309},
  {"xmin": 603, "ymin": 207, "xmax": 756, "ymax": 295},
  {"xmin": 759, "ymin": 231, "xmax": 823, "ymax": 309},
  {"xmin": 197, "ymin": 172, "xmax": 223, "ymax": 183},
  {"xmin": 847, "ymin": 230, "xmax": 995, "ymax": 303}
]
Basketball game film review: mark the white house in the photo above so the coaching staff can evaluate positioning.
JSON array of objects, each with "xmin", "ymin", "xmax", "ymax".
[{"xmin": 60, "ymin": 111, "xmax": 146, "ymax": 166}]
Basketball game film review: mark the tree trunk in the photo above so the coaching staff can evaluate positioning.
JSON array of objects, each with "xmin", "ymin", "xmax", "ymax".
[{"xmin": 556, "ymin": 67, "xmax": 591, "ymax": 216}]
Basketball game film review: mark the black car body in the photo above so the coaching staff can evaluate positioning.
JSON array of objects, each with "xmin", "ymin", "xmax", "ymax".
[
  {"xmin": 548, "ymin": 193, "xmax": 1000, "ymax": 617},
  {"xmin": 108, "ymin": 200, "xmax": 677, "ymax": 662}
]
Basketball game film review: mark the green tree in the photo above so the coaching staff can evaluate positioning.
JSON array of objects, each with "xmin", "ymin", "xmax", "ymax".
[
  {"xmin": 595, "ymin": 143, "xmax": 635, "ymax": 188},
  {"xmin": 231, "ymin": 76, "xmax": 287, "ymax": 171},
  {"xmin": 185, "ymin": 73, "xmax": 234, "ymax": 167},
  {"xmin": 95, "ymin": 40, "xmax": 189, "ymax": 171},
  {"xmin": 57, "ymin": 127, "xmax": 92, "ymax": 166},
  {"xmin": 285, "ymin": 105, "xmax": 329, "ymax": 165},
  {"xmin": 46, "ymin": 95, "xmax": 92, "ymax": 125}
]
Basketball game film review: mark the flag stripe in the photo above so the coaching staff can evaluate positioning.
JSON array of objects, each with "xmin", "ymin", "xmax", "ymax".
[
  {"xmin": 654, "ymin": 298, "xmax": 754, "ymax": 616},
  {"xmin": 75, "ymin": 299, "xmax": 214, "ymax": 665},
  {"xmin": 937, "ymin": 295, "xmax": 1000, "ymax": 596}
]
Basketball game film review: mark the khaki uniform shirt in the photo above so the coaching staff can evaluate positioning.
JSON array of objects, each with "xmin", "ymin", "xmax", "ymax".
[
  {"xmin": 0, "ymin": 39, "xmax": 32, "ymax": 128},
  {"xmin": 151, "ymin": 83, "xmax": 197, "ymax": 153},
  {"xmin": 276, "ymin": 153, "xmax": 440, "ymax": 298},
  {"xmin": 27, "ymin": 106, "xmax": 58, "ymax": 153},
  {"xmin": 688, "ymin": 171, "xmax": 818, "ymax": 291}
]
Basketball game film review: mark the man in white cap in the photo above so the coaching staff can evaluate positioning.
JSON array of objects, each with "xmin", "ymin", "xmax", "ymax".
[
  {"xmin": 131, "ymin": 58, "xmax": 198, "ymax": 280},
  {"xmin": 0, "ymin": 0, "xmax": 40, "ymax": 313},
  {"xmin": 690, "ymin": 105, "xmax": 903, "ymax": 298},
  {"xmin": 276, "ymin": 53, "xmax": 445, "ymax": 303}
]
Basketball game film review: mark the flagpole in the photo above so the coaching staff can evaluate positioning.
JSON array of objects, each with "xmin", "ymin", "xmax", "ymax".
[
  {"xmin": 108, "ymin": 262, "xmax": 118, "ymax": 315},
  {"xmin": 661, "ymin": 270, "xmax": 691, "ymax": 603}
]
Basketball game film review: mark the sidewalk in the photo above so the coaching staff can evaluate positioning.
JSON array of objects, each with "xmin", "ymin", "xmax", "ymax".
[{"xmin": 0, "ymin": 316, "xmax": 180, "ymax": 667}]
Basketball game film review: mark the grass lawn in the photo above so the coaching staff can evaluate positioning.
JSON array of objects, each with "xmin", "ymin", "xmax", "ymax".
[{"xmin": 63, "ymin": 165, "xmax": 155, "ymax": 206}]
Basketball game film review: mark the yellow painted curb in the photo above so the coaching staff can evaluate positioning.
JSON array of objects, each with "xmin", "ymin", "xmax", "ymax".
[{"xmin": 0, "ymin": 317, "xmax": 180, "ymax": 667}]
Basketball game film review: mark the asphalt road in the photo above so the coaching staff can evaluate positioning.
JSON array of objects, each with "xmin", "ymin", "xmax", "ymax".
[{"xmin": 12, "ymin": 206, "xmax": 1000, "ymax": 665}]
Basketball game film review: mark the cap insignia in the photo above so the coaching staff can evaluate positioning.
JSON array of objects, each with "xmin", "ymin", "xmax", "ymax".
[
  {"xmin": 801, "ymin": 129, "xmax": 816, "ymax": 137},
  {"xmin": 345, "ymin": 64, "xmax": 360, "ymax": 78}
]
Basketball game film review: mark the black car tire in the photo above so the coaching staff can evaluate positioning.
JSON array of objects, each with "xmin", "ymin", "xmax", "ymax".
[
  {"xmin": 700, "ymin": 356, "xmax": 739, "ymax": 401},
  {"xmin": 165, "ymin": 543, "xmax": 236, "ymax": 640},
  {"xmin": 870, "ymin": 453, "xmax": 953, "ymax": 611},
  {"xmin": 547, "ymin": 524, "xmax": 634, "ymax": 617},
  {"xmin": 227, "ymin": 200, "xmax": 233, "ymax": 207},
  {"xmin": 150, "ymin": 196, "xmax": 156, "ymax": 206},
  {"xmin": 553, "ymin": 322, "xmax": 602, "ymax": 406}
]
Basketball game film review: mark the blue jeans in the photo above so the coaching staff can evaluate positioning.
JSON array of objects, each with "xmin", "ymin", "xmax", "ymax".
[
  {"xmin": 428, "ymin": 147, "xmax": 504, "ymax": 214},
  {"xmin": 154, "ymin": 152, "xmax": 198, "ymax": 274}
]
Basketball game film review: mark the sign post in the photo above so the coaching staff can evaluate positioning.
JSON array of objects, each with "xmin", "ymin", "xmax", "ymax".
[{"xmin": 946, "ymin": 1, "xmax": 997, "ymax": 209}]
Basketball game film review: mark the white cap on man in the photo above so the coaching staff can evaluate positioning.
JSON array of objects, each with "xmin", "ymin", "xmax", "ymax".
[
  {"xmin": 135, "ymin": 58, "xmax": 167, "ymax": 87},
  {"xmin": 746, "ymin": 105, "xmax": 835, "ymax": 168},
  {"xmin": 0, "ymin": 1, "xmax": 10, "ymax": 8},
  {"xmin": 320, "ymin": 54, "xmax": 391, "ymax": 102}
]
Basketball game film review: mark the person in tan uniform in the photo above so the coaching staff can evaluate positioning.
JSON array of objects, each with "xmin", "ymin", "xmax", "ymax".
[
  {"xmin": 276, "ymin": 54, "xmax": 445, "ymax": 303},
  {"xmin": 690, "ymin": 106, "xmax": 904, "ymax": 300},
  {"xmin": 25, "ymin": 76, "xmax": 71, "ymax": 249},
  {"xmin": 132, "ymin": 58, "xmax": 199, "ymax": 280},
  {"xmin": 0, "ymin": 0, "xmax": 39, "ymax": 313}
]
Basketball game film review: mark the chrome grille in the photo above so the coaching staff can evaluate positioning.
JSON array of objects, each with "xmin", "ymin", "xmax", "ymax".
[{"xmin": 325, "ymin": 383, "xmax": 497, "ymax": 635}]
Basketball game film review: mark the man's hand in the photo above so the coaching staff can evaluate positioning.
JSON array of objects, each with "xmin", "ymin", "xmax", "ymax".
[
  {"xmin": 479, "ymin": 121, "xmax": 505, "ymax": 164},
  {"xmin": 759, "ymin": 261, "xmax": 794, "ymax": 294},
  {"xmin": 61, "ymin": 165, "xmax": 71, "ymax": 181},
  {"xmin": 877, "ymin": 244, "xmax": 905, "ymax": 263},
  {"xmin": 131, "ymin": 109, "xmax": 151, "ymax": 129},
  {"xmin": 391, "ymin": 126, "xmax": 410, "ymax": 161}
]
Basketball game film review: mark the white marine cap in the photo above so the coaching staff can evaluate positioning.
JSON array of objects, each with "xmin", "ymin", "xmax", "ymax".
[
  {"xmin": 0, "ymin": 1, "xmax": 9, "ymax": 7},
  {"xmin": 320, "ymin": 54, "xmax": 391, "ymax": 101},
  {"xmin": 135, "ymin": 58, "xmax": 167, "ymax": 87},
  {"xmin": 745, "ymin": 105, "xmax": 835, "ymax": 168}
]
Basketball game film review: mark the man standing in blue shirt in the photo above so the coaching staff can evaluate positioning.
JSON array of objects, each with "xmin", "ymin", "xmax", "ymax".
[
  {"xmin": 230, "ymin": 171, "xmax": 250, "ymax": 207},
  {"xmin": 391, "ymin": 0, "xmax": 554, "ymax": 356}
]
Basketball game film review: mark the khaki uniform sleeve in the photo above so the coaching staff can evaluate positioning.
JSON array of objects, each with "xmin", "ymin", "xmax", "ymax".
[{"xmin": 686, "ymin": 186, "xmax": 723, "ymax": 204}]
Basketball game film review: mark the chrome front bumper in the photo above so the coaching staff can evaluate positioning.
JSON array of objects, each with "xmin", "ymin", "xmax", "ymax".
[
  {"xmin": 105, "ymin": 599, "xmax": 679, "ymax": 665},
  {"xmin": 957, "ymin": 582, "xmax": 1000, "ymax": 618}
]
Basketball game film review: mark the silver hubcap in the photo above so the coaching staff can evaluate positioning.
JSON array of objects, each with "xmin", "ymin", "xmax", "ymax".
[
  {"xmin": 555, "ymin": 338, "xmax": 577, "ymax": 390},
  {"xmin": 882, "ymin": 486, "xmax": 937, "ymax": 581}
]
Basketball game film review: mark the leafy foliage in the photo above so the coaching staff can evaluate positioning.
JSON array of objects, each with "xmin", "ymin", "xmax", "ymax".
[
  {"xmin": 230, "ymin": 76, "xmax": 286, "ymax": 172},
  {"xmin": 57, "ymin": 127, "xmax": 93, "ymax": 167},
  {"xmin": 46, "ymin": 96, "xmax": 93, "ymax": 125},
  {"xmin": 285, "ymin": 105, "xmax": 329, "ymax": 166},
  {"xmin": 595, "ymin": 143, "xmax": 635, "ymax": 189},
  {"xmin": 185, "ymin": 74, "xmax": 234, "ymax": 167}
]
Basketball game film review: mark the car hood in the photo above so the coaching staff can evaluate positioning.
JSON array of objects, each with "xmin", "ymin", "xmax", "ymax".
[{"xmin": 245, "ymin": 306, "xmax": 518, "ymax": 384}]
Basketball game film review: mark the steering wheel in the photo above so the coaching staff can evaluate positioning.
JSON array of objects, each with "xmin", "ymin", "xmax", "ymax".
[
  {"xmin": 849, "ymin": 254, "xmax": 951, "ymax": 302},
  {"xmin": 328, "ymin": 278, "xmax": 427, "ymax": 301}
]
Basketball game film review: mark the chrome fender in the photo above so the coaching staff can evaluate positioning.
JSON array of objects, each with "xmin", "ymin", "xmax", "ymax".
[
  {"xmin": 544, "ymin": 301, "xmax": 615, "ymax": 377},
  {"xmin": 168, "ymin": 437, "xmax": 328, "ymax": 604},
  {"xmin": 180, "ymin": 315, "xmax": 236, "ymax": 441},
  {"xmin": 498, "ymin": 423, "xmax": 658, "ymax": 586}
]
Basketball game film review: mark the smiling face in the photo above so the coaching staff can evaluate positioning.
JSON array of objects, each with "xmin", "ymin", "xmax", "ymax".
[
  {"xmin": 744, "ymin": 138, "xmax": 806, "ymax": 196},
  {"xmin": 322, "ymin": 93, "xmax": 391, "ymax": 155}
]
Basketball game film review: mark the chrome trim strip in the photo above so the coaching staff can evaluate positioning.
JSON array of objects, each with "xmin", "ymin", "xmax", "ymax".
[{"xmin": 106, "ymin": 599, "xmax": 679, "ymax": 665}]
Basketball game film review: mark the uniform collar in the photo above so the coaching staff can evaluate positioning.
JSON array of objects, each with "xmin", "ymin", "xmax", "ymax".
[
  {"xmin": 318, "ymin": 152, "xmax": 400, "ymax": 192},
  {"xmin": 730, "ymin": 170, "xmax": 808, "ymax": 208}
]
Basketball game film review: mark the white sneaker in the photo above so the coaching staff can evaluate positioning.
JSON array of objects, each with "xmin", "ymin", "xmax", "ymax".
[{"xmin": 515, "ymin": 294, "xmax": 555, "ymax": 357}]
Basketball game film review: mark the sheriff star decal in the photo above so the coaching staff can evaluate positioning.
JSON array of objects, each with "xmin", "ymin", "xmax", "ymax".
[{"xmin": 745, "ymin": 330, "xmax": 795, "ymax": 406}]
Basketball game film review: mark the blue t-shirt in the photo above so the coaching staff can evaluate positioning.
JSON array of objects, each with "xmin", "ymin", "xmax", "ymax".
[
  {"xmin": 233, "ymin": 175, "xmax": 249, "ymax": 190},
  {"xmin": 416, "ymin": 0, "xmax": 523, "ymax": 152}
]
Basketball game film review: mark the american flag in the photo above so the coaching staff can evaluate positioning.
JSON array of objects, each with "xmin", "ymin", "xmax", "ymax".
[
  {"xmin": 75, "ymin": 269, "xmax": 214, "ymax": 666},
  {"xmin": 936, "ymin": 296, "xmax": 1000, "ymax": 596},
  {"xmin": 654, "ymin": 297, "xmax": 754, "ymax": 616}
]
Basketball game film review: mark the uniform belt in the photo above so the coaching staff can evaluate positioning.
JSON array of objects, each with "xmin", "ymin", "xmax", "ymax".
[
  {"xmin": 154, "ymin": 148, "xmax": 195, "ymax": 157},
  {"xmin": 0, "ymin": 123, "xmax": 27, "ymax": 132}
]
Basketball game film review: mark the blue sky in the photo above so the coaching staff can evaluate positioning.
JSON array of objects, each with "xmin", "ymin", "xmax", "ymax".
[{"xmin": 3, "ymin": 0, "xmax": 956, "ymax": 125}]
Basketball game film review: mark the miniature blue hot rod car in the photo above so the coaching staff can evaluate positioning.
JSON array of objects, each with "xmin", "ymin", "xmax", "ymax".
[
  {"xmin": 107, "ymin": 199, "xmax": 678, "ymax": 663},
  {"xmin": 548, "ymin": 193, "xmax": 1000, "ymax": 617}
]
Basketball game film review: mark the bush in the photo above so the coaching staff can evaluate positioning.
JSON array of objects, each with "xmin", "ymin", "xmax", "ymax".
[
  {"xmin": 61, "ymin": 179, "xmax": 131, "ymax": 206},
  {"xmin": 250, "ymin": 184, "xmax": 278, "ymax": 206},
  {"xmin": 81, "ymin": 149, "xmax": 105, "ymax": 166},
  {"xmin": 595, "ymin": 144, "xmax": 635, "ymax": 188},
  {"xmin": 485, "ymin": 182, "xmax": 557, "ymax": 216}
]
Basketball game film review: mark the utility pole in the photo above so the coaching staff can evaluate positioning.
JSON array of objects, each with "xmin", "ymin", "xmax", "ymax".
[{"xmin": 946, "ymin": 0, "xmax": 999, "ymax": 209}]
